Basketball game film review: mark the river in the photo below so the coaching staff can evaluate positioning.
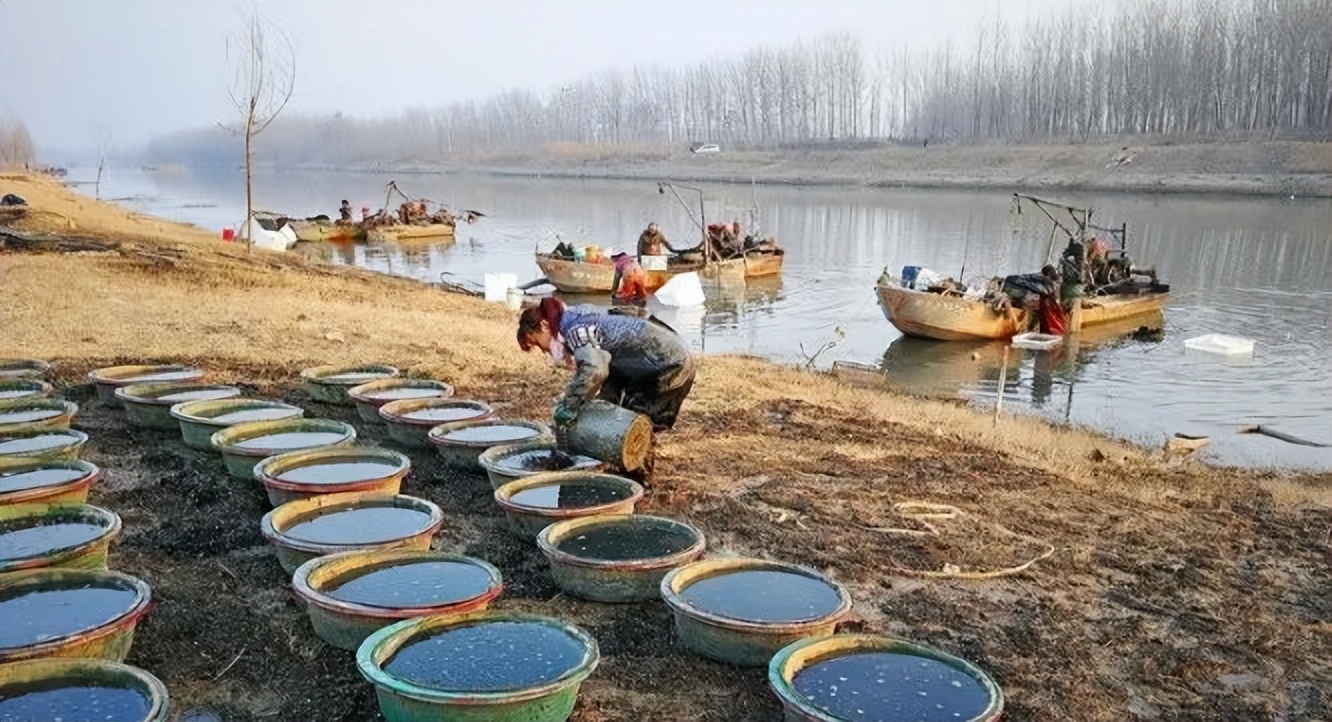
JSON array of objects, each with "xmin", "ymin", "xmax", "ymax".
[{"xmin": 88, "ymin": 167, "xmax": 1331, "ymax": 470}]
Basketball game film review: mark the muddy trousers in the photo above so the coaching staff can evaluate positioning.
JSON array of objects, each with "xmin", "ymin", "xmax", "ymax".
[{"xmin": 597, "ymin": 355, "xmax": 696, "ymax": 431}]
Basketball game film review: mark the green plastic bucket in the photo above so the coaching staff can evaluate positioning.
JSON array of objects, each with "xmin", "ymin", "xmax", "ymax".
[
  {"xmin": 260, "ymin": 492, "xmax": 443, "ymax": 574},
  {"xmin": 478, "ymin": 442, "xmax": 604, "ymax": 491},
  {"xmin": 537, "ymin": 514, "xmax": 705, "ymax": 603},
  {"xmin": 0, "ymin": 658, "xmax": 170, "ymax": 722},
  {"xmin": 0, "ymin": 378, "xmax": 53, "ymax": 402},
  {"xmin": 0, "ymin": 429, "xmax": 90, "ymax": 464},
  {"xmin": 0, "ymin": 503, "xmax": 121, "ymax": 574},
  {"xmin": 493, "ymin": 471, "xmax": 644, "ymax": 544},
  {"xmin": 348, "ymin": 378, "xmax": 455, "ymax": 423},
  {"xmin": 169, "ymin": 398, "xmax": 306, "ymax": 450},
  {"xmin": 210, "ymin": 418, "xmax": 356, "ymax": 480},
  {"xmin": 87, "ymin": 365, "xmax": 203, "ymax": 408},
  {"xmin": 0, "ymin": 398, "xmax": 78, "ymax": 436},
  {"xmin": 428, "ymin": 419, "xmax": 553, "ymax": 469},
  {"xmin": 379, "ymin": 399, "xmax": 494, "ymax": 449},
  {"xmin": 301, "ymin": 364, "xmax": 400, "ymax": 405},
  {"xmin": 114, "ymin": 382, "xmax": 241, "ymax": 430},
  {"xmin": 0, "ymin": 459, "xmax": 102, "ymax": 506}
]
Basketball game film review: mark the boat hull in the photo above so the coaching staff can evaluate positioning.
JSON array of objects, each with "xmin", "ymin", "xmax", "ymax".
[
  {"xmin": 291, "ymin": 220, "xmax": 366, "ymax": 243},
  {"xmin": 536, "ymin": 251, "xmax": 784, "ymax": 294},
  {"xmin": 366, "ymin": 223, "xmax": 456, "ymax": 243}
]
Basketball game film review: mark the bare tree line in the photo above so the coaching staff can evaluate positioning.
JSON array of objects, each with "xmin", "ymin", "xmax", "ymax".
[
  {"xmin": 0, "ymin": 117, "xmax": 35, "ymax": 168},
  {"xmin": 146, "ymin": 0, "xmax": 1331, "ymax": 168}
]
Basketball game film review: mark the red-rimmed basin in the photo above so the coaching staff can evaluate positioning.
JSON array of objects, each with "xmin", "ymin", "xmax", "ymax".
[
  {"xmin": 260, "ymin": 492, "xmax": 443, "ymax": 574},
  {"xmin": 378, "ymin": 398, "xmax": 494, "ymax": 449},
  {"xmin": 0, "ymin": 459, "xmax": 102, "ymax": 506},
  {"xmin": 301, "ymin": 364, "xmax": 400, "ymax": 405},
  {"xmin": 428, "ymin": 419, "xmax": 553, "ymax": 469},
  {"xmin": 493, "ymin": 471, "xmax": 644, "ymax": 544},
  {"xmin": 87, "ymin": 365, "xmax": 203, "ymax": 408},
  {"xmin": 210, "ymin": 418, "xmax": 357, "ymax": 479},
  {"xmin": 169, "ymin": 397, "xmax": 306, "ymax": 450},
  {"xmin": 253, "ymin": 446, "xmax": 412, "ymax": 507},
  {"xmin": 478, "ymin": 441, "xmax": 605, "ymax": 491},
  {"xmin": 0, "ymin": 398, "xmax": 78, "ymax": 436},
  {"xmin": 537, "ymin": 514, "xmax": 705, "ymax": 602},
  {"xmin": 0, "ymin": 503, "xmax": 121, "ymax": 574},
  {"xmin": 0, "ymin": 429, "xmax": 90, "ymax": 464},
  {"xmin": 0, "ymin": 568, "xmax": 153, "ymax": 663},
  {"xmin": 348, "ymin": 378, "xmax": 455, "ymax": 423},
  {"xmin": 292, "ymin": 550, "xmax": 503, "ymax": 651},
  {"xmin": 0, "ymin": 658, "xmax": 171, "ymax": 722},
  {"xmin": 115, "ymin": 382, "xmax": 242, "ymax": 430},
  {"xmin": 0, "ymin": 378, "xmax": 53, "ymax": 402}
]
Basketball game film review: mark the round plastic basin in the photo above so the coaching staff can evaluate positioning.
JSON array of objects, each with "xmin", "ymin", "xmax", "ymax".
[
  {"xmin": 494, "ymin": 471, "xmax": 644, "ymax": 544},
  {"xmin": 428, "ymin": 419, "xmax": 553, "ymax": 470},
  {"xmin": 254, "ymin": 446, "xmax": 412, "ymax": 507},
  {"xmin": 301, "ymin": 364, "xmax": 399, "ymax": 405},
  {"xmin": 538, "ymin": 514, "xmax": 705, "ymax": 603},
  {"xmin": 0, "ymin": 459, "xmax": 102, "ymax": 506},
  {"xmin": 479, "ymin": 441, "xmax": 605, "ymax": 491},
  {"xmin": 0, "ymin": 658, "xmax": 170, "ymax": 722},
  {"xmin": 169, "ymin": 398, "xmax": 305, "ymax": 450},
  {"xmin": 87, "ymin": 365, "xmax": 203, "ymax": 408},
  {"xmin": 293, "ymin": 550, "xmax": 502, "ymax": 651},
  {"xmin": 260, "ymin": 492, "xmax": 443, "ymax": 574},
  {"xmin": 0, "ymin": 429, "xmax": 90, "ymax": 464},
  {"xmin": 660, "ymin": 558, "xmax": 853, "ymax": 667},
  {"xmin": 115, "ymin": 383, "xmax": 241, "ymax": 430},
  {"xmin": 379, "ymin": 399, "xmax": 493, "ymax": 449},
  {"xmin": 0, "ymin": 568, "xmax": 153, "ymax": 663},
  {"xmin": 0, "ymin": 503, "xmax": 122, "ymax": 574},
  {"xmin": 348, "ymin": 378, "xmax": 454, "ymax": 423},
  {"xmin": 210, "ymin": 418, "xmax": 356, "ymax": 479},
  {"xmin": 0, "ymin": 378, "xmax": 53, "ymax": 402},
  {"xmin": 0, "ymin": 359, "xmax": 51, "ymax": 380},
  {"xmin": 0, "ymin": 398, "xmax": 78, "ymax": 436}
]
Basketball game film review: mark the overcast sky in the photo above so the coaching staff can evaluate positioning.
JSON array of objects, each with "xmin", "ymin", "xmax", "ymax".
[{"xmin": 1, "ymin": 0, "xmax": 1077, "ymax": 153}]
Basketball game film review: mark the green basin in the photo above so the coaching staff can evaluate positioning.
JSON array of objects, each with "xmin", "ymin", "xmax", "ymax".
[
  {"xmin": 537, "ymin": 514, "xmax": 705, "ymax": 602},
  {"xmin": 0, "ymin": 398, "xmax": 78, "ymax": 436},
  {"xmin": 115, "ymin": 382, "xmax": 241, "ymax": 430},
  {"xmin": 348, "ymin": 378, "xmax": 455, "ymax": 423},
  {"xmin": 493, "ymin": 471, "xmax": 644, "ymax": 544},
  {"xmin": 293, "ymin": 550, "xmax": 502, "ymax": 651},
  {"xmin": 169, "ymin": 397, "xmax": 306, "ymax": 450},
  {"xmin": 0, "ymin": 459, "xmax": 102, "ymax": 506},
  {"xmin": 0, "ymin": 429, "xmax": 90, "ymax": 464},
  {"xmin": 0, "ymin": 658, "xmax": 170, "ymax": 722},
  {"xmin": 357, "ymin": 611, "xmax": 599, "ymax": 722},
  {"xmin": 210, "ymin": 418, "xmax": 356, "ymax": 479},
  {"xmin": 0, "ymin": 359, "xmax": 51, "ymax": 380},
  {"xmin": 428, "ymin": 419, "xmax": 553, "ymax": 470},
  {"xmin": 301, "ymin": 364, "xmax": 400, "ymax": 405},
  {"xmin": 87, "ymin": 365, "xmax": 203, "ymax": 408},
  {"xmin": 478, "ymin": 442, "xmax": 605, "ymax": 491},
  {"xmin": 260, "ymin": 492, "xmax": 443, "ymax": 574},
  {"xmin": 0, "ymin": 378, "xmax": 53, "ymax": 402},
  {"xmin": 0, "ymin": 503, "xmax": 121, "ymax": 574},
  {"xmin": 768, "ymin": 635, "xmax": 1005, "ymax": 722},
  {"xmin": 379, "ymin": 399, "xmax": 494, "ymax": 449},
  {"xmin": 253, "ymin": 446, "xmax": 412, "ymax": 507},
  {"xmin": 0, "ymin": 568, "xmax": 152, "ymax": 663}
]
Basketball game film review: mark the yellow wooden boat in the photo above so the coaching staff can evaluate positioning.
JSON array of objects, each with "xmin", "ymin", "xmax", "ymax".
[
  {"xmin": 290, "ymin": 219, "xmax": 366, "ymax": 243},
  {"xmin": 535, "ymin": 249, "xmax": 784, "ymax": 294},
  {"xmin": 366, "ymin": 222, "xmax": 456, "ymax": 244}
]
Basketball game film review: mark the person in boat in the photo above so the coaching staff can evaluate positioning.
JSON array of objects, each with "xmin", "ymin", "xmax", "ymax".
[
  {"xmin": 338, "ymin": 200, "xmax": 352, "ymax": 223},
  {"xmin": 610, "ymin": 252, "xmax": 649, "ymax": 310},
  {"xmin": 553, "ymin": 240, "xmax": 576, "ymax": 259},
  {"xmin": 517, "ymin": 297, "xmax": 696, "ymax": 431},
  {"xmin": 637, "ymin": 222, "xmax": 676, "ymax": 259},
  {"xmin": 1037, "ymin": 265, "xmax": 1067, "ymax": 335}
]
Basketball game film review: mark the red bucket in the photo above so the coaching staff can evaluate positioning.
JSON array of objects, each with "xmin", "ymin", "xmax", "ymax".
[{"xmin": 221, "ymin": 227, "xmax": 235, "ymax": 242}]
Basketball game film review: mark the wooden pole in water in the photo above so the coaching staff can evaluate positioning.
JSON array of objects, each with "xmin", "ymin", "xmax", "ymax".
[{"xmin": 994, "ymin": 346, "xmax": 1010, "ymax": 423}]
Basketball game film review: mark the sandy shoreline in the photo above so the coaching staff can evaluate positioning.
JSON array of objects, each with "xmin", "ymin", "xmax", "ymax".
[{"xmin": 1, "ymin": 172, "xmax": 1329, "ymax": 721}]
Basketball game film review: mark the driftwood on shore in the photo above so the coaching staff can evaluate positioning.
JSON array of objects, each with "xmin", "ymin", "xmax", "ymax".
[
  {"xmin": 0, "ymin": 228, "xmax": 118, "ymax": 253},
  {"xmin": 1240, "ymin": 425, "xmax": 1330, "ymax": 448}
]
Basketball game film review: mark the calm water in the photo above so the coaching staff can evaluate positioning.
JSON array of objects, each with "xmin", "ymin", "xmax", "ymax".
[
  {"xmin": 441, "ymin": 424, "xmax": 542, "ymax": 444},
  {"xmin": 0, "ymin": 587, "xmax": 138, "ymax": 648},
  {"xmin": 319, "ymin": 371, "xmax": 393, "ymax": 384},
  {"xmin": 555, "ymin": 521, "xmax": 697, "ymax": 560},
  {"xmin": 115, "ymin": 370, "xmax": 199, "ymax": 384},
  {"xmin": 233, "ymin": 431, "xmax": 346, "ymax": 451},
  {"xmin": 384, "ymin": 622, "xmax": 585, "ymax": 691},
  {"xmin": 0, "ymin": 521, "xmax": 106, "ymax": 560},
  {"xmin": 0, "ymin": 466, "xmax": 87, "ymax": 493},
  {"xmin": 0, "ymin": 408, "xmax": 62, "ymax": 425},
  {"xmin": 508, "ymin": 480, "xmax": 632, "ymax": 509},
  {"xmin": 327, "ymin": 560, "xmax": 493, "ymax": 607},
  {"xmin": 0, "ymin": 433, "xmax": 77, "ymax": 455},
  {"xmin": 402, "ymin": 406, "xmax": 486, "ymax": 422},
  {"xmin": 276, "ymin": 461, "xmax": 399, "ymax": 484},
  {"xmin": 0, "ymin": 685, "xmax": 150, "ymax": 722},
  {"xmin": 284, "ymin": 507, "xmax": 430, "ymax": 544},
  {"xmin": 495, "ymin": 449, "xmax": 599, "ymax": 473},
  {"xmin": 364, "ymin": 387, "xmax": 447, "ymax": 401},
  {"xmin": 681, "ymin": 570, "xmax": 843, "ymax": 622},
  {"xmin": 154, "ymin": 387, "xmax": 237, "ymax": 403},
  {"xmin": 208, "ymin": 407, "xmax": 301, "ymax": 424},
  {"xmin": 0, "ymin": 389, "xmax": 42, "ymax": 400},
  {"xmin": 95, "ymin": 169, "xmax": 1332, "ymax": 469},
  {"xmin": 792, "ymin": 652, "xmax": 991, "ymax": 722}
]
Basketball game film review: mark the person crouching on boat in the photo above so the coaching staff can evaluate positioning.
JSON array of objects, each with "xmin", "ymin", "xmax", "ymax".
[
  {"xmin": 1038, "ymin": 265, "xmax": 1067, "ymax": 335},
  {"xmin": 610, "ymin": 252, "xmax": 649, "ymax": 310},
  {"xmin": 517, "ymin": 298, "xmax": 696, "ymax": 431},
  {"xmin": 638, "ymin": 222, "xmax": 676, "ymax": 259}
]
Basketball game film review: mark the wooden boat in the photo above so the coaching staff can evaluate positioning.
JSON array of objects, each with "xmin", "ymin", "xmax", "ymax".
[
  {"xmin": 366, "ymin": 222, "xmax": 456, "ymax": 244},
  {"xmin": 535, "ymin": 249, "xmax": 784, "ymax": 294},
  {"xmin": 290, "ymin": 219, "xmax": 366, "ymax": 243}
]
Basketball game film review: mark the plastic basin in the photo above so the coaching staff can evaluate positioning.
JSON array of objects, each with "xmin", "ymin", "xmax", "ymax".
[
  {"xmin": 0, "ymin": 429, "xmax": 90, "ymax": 464},
  {"xmin": 0, "ymin": 378, "xmax": 53, "ymax": 402},
  {"xmin": 660, "ymin": 558, "xmax": 853, "ymax": 667},
  {"xmin": 0, "ymin": 658, "xmax": 170, "ymax": 722},
  {"xmin": 479, "ymin": 442, "xmax": 605, "ymax": 491},
  {"xmin": 356, "ymin": 611, "xmax": 599, "ymax": 722},
  {"xmin": 379, "ymin": 399, "xmax": 494, "ymax": 449},
  {"xmin": 301, "ymin": 364, "xmax": 400, "ymax": 405},
  {"xmin": 260, "ymin": 492, "xmax": 443, "ymax": 574},
  {"xmin": 169, "ymin": 398, "xmax": 306, "ymax": 450},
  {"xmin": 87, "ymin": 365, "xmax": 203, "ymax": 408},
  {"xmin": 349, "ymin": 378, "xmax": 455, "ymax": 423},
  {"xmin": 0, "ymin": 459, "xmax": 102, "ymax": 506},
  {"xmin": 494, "ymin": 472, "xmax": 644, "ymax": 544},
  {"xmin": 0, "ymin": 398, "xmax": 78, "ymax": 435},
  {"xmin": 115, "ymin": 383, "xmax": 241, "ymax": 430},
  {"xmin": 768, "ymin": 635, "xmax": 1005, "ymax": 722},
  {"xmin": 254, "ymin": 446, "xmax": 412, "ymax": 507},
  {"xmin": 0, "ymin": 359, "xmax": 51, "ymax": 380},
  {"xmin": 293, "ymin": 550, "xmax": 502, "ymax": 651},
  {"xmin": 0, "ymin": 503, "xmax": 121, "ymax": 574},
  {"xmin": 537, "ymin": 515, "xmax": 705, "ymax": 603},
  {"xmin": 0, "ymin": 568, "xmax": 153, "ymax": 663},
  {"xmin": 428, "ymin": 419, "xmax": 553, "ymax": 469},
  {"xmin": 210, "ymin": 418, "xmax": 357, "ymax": 480}
]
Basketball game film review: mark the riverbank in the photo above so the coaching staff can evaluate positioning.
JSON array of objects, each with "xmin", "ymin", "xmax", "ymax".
[
  {"xmin": 2, "ymin": 171, "xmax": 1330, "ymax": 721},
  {"xmin": 345, "ymin": 139, "xmax": 1332, "ymax": 198}
]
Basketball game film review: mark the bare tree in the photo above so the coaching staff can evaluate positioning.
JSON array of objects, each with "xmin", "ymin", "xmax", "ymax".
[
  {"xmin": 0, "ymin": 117, "xmax": 35, "ymax": 168},
  {"xmin": 225, "ymin": 11, "xmax": 295, "ymax": 249}
]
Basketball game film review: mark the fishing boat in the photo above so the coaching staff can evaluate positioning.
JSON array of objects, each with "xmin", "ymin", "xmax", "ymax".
[
  {"xmin": 289, "ymin": 218, "xmax": 366, "ymax": 243},
  {"xmin": 366, "ymin": 222, "xmax": 455, "ymax": 244},
  {"xmin": 535, "ymin": 249, "xmax": 783, "ymax": 294},
  {"xmin": 876, "ymin": 194, "xmax": 1169, "ymax": 341}
]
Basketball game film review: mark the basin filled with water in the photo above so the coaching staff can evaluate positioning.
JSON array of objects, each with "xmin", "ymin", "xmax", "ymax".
[
  {"xmin": 0, "ymin": 503, "xmax": 121, "ymax": 574},
  {"xmin": 0, "ymin": 568, "xmax": 153, "ymax": 663},
  {"xmin": 0, "ymin": 359, "xmax": 50, "ymax": 380},
  {"xmin": 0, "ymin": 378, "xmax": 53, "ymax": 402},
  {"xmin": 0, "ymin": 398, "xmax": 78, "ymax": 436},
  {"xmin": 210, "ymin": 418, "xmax": 356, "ymax": 479},
  {"xmin": 301, "ymin": 364, "xmax": 399, "ymax": 405},
  {"xmin": 0, "ymin": 459, "xmax": 102, "ymax": 506},
  {"xmin": 87, "ymin": 365, "xmax": 203, "ymax": 408},
  {"xmin": 538, "ymin": 514, "xmax": 704, "ymax": 603},
  {"xmin": 479, "ymin": 442, "xmax": 605, "ymax": 491},
  {"xmin": 0, "ymin": 658, "xmax": 171, "ymax": 722},
  {"xmin": 293, "ymin": 550, "xmax": 503, "ymax": 650},
  {"xmin": 115, "ymin": 382, "xmax": 241, "ymax": 430},
  {"xmin": 0, "ymin": 429, "xmax": 90, "ymax": 464},
  {"xmin": 661, "ymin": 558, "xmax": 853, "ymax": 666},
  {"xmin": 261, "ymin": 492, "xmax": 443, "ymax": 573},
  {"xmin": 169, "ymin": 398, "xmax": 306, "ymax": 450},
  {"xmin": 428, "ymin": 419, "xmax": 553, "ymax": 469},
  {"xmin": 769, "ymin": 634, "xmax": 1004, "ymax": 722},
  {"xmin": 494, "ymin": 471, "xmax": 644, "ymax": 542},
  {"xmin": 254, "ymin": 446, "xmax": 412, "ymax": 506},
  {"xmin": 379, "ymin": 398, "xmax": 494, "ymax": 448},
  {"xmin": 349, "ymin": 378, "xmax": 455, "ymax": 423},
  {"xmin": 357, "ymin": 611, "xmax": 599, "ymax": 722}
]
